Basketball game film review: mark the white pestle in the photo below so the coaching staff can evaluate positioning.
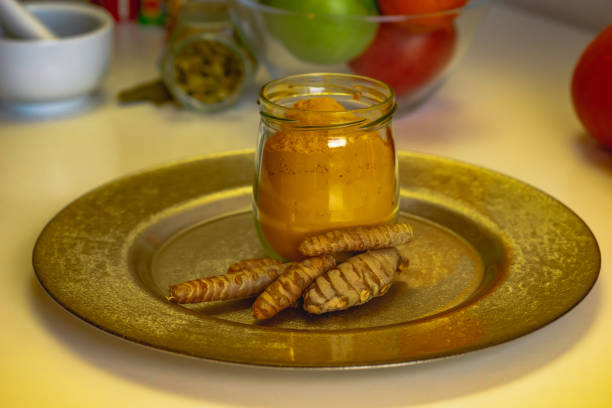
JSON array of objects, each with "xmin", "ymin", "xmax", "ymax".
[{"xmin": 0, "ymin": 0, "xmax": 57, "ymax": 40}]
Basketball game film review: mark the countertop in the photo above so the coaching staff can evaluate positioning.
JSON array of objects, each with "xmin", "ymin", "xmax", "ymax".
[{"xmin": 1, "ymin": 3, "xmax": 610, "ymax": 407}]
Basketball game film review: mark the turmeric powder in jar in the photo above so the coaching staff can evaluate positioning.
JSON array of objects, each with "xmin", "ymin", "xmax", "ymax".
[{"xmin": 254, "ymin": 73, "xmax": 398, "ymax": 260}]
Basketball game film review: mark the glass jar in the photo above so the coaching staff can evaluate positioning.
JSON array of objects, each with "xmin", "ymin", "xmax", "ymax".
[
  {"xmin": 160, "ymin": 0, "xmax": 256, "ymax": 112},
  {"xmin": 254, "ymin": 73, "xmax": 398, "ymax": 261}
]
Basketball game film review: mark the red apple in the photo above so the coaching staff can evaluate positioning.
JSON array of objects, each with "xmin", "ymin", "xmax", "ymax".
[
  {"xmin": 349, "ymin": 23, "xmax": 457, "ymax": 97},
  {"xmin": 572, "ymin": 24, "xmax": 612, "ymax": 149},
  {"xmin": 378, "ymin": 0, "xmax": 467, "ymax": 32}
]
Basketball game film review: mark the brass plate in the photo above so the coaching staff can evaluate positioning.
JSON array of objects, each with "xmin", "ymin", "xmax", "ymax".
[{"xmin": 33, "ymin": 151, "xmax": 600, "ymax": 368}]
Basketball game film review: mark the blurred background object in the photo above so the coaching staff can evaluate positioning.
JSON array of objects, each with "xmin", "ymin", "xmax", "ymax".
[
  {"xmin": 230, "ymin": 0, "xmax": 490, "ymax": 113},
  {"xmin": 12, "ymin": 0, "xmax": 609, "ymax": 117},
  {"xmin": 571, "ymin": 24, "xmax": 612, "ymax": 150},
  {"xmin": 0, "ymin": 2, "xmax": 114, "ymax": 117},
  {"xmin": 92, "ymin": 0, "xmax": 139, "ymax": 21},
  {"xmin": 502, "ymin": 0, "xmax": 612, "ymax": 32},
  {"xmin": 162, "ymin": 0, "xmax": 255, "ymax": 112},
  {"xmin": 118, "ymin": 0, "xmax": 256, "ymax": 112},
  {"xmin": 139, "ymin": 0, "xmax": 164, "ymax": 25},
  {"xmin": 0, "ymin": 0, "xmax": 57, "ymax": 39}
]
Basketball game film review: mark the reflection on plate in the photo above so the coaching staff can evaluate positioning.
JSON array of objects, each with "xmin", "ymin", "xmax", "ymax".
[{"xmin": 32, "ymin": 151, "xmax": 600, "ymax": 368}]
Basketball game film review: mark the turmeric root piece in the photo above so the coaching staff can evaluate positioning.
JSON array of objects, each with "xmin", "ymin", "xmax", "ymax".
[
  {"xmin": 298, "ymin": 223, "xmax": 413, "ymax": 257},
  {"xmin": 252, "ymin": 255, "xmax": 336, "ymax": 320},
  {"xmin": 303, "ymin": 248, "xmax": 400, "ymax": 314},
  {"xmin": 226, "ymin": 257, "xmax": 281, "ymax": 274},
  {"xmin": 167, "ymin": 263, "xmax": 290, "ymax": 304}
]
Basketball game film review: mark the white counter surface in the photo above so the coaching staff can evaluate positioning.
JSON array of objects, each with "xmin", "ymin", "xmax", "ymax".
[{"xmin": 1, "ymin": 3, "xmax": 610, "ymax": 407}]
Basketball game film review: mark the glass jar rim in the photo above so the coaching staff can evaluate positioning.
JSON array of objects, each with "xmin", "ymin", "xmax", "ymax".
[{"xmin": 258, "ymin": 72, "xmax": 396, "ymax": 128}]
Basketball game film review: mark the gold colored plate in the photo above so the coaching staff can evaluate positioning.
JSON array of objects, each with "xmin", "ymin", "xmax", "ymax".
[{"xmin": 32, "ymin": 151, "xmax": 601, "ymax": 368}]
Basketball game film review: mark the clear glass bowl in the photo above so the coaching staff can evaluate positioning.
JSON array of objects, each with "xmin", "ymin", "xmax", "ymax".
[
  {"xmin": 254, "ymin": 72, "xmax": 398, "ymax": 260},
  {"xmin": 231, "ymin": 0, "xmax": 489, "ymax": 113}
]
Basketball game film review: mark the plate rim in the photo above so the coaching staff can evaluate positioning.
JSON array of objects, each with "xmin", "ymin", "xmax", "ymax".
[{"xmin": 32, "ymin": 150, "xmax": 601, "ymax": 369}]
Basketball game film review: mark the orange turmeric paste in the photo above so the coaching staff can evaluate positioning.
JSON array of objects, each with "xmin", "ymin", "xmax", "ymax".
[{"xmin": 256, "ymin": 97, "xmax": 398, "ymax": 260}]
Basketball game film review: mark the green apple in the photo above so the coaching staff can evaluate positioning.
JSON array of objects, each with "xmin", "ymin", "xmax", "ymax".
[
  {"xmin": 262, "ymin": 0, "xmax": 378, "ymax": 65},
  {"xmin": 359, "ymin": 0, "xmax": 379, "ymax": 14}
]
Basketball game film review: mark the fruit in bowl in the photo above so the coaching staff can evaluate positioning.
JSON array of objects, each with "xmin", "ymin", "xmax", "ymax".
[
  {"xmin": 231, "ymin": 0, "xmax": 489, "ymax": 110},
  {"xmin": 261, "ymin": 0, "xmax": 378, "ymax": 64},
  {"xmin": 378, "ymin": 0, "xmax": 467, "ymax": 32},
  {"xmin": 349, "ymin": 23, "xmax": 457, "ymax": 98}
]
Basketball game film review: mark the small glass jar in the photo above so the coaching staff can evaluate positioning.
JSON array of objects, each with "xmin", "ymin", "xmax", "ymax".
[
  {"xmin": 254, "ymin": 73, "xmax": 398, "ymax": 260},
  {"xmin": 160, "ymin": 0, "xmax": 256, "ymax": 112}
]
